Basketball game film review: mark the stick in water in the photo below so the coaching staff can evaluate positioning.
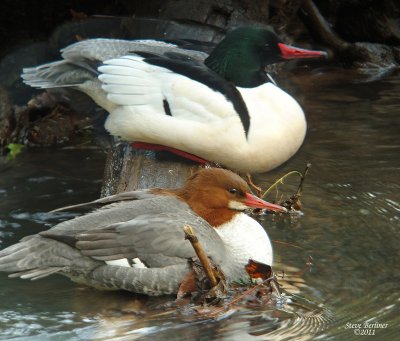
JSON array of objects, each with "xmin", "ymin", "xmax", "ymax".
[{"xmin": 183, "ymin": 224, "xmax": 218, "ymax": 288}]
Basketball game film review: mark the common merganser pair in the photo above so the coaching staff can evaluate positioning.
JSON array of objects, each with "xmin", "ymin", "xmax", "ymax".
[
  {"xmin": 22, "ymin": 27, "xmax": 326, "ymax": 173},
  {"xmin": 2, "ymin": 27, "xmax": 326, "ymax": 296},
  {"xmin": 0, "ymin": 168, "xmax": 285, "ymax": 295}
]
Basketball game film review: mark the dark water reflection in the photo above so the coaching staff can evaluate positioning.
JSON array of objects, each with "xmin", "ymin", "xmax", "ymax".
[{"xmin": 1, "ymin": 69, "xmax": 399, "ymax": 340}]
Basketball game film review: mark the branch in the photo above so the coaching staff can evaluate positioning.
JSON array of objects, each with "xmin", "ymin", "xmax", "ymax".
[
  {"xmin": 300, "ymin": 0, "xmax": 350, "ymax": 51},
  {"xmin": 184, "ymin": 224, "xmax": 218, "ymax": 287}
]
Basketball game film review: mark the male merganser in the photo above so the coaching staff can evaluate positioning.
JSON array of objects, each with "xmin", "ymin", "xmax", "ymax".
[
  {"xmin": 22, "ymin": 27, "xmax": 326, "ymax": 173},
  {"xmin": 0, "ymin": 168, "xmax": 286, "ymax": 296}
]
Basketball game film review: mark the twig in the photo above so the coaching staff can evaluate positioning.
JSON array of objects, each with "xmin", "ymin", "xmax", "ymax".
[
  {"xmin": 261, "ymin": 163, "xmax": 311, "ymax": 210},
  {"xmin": 183, "ymin": 225, "xmax": 218, "ymax": 288},
  {"xmin": 295, "ymin": 162, "xmax": 311, "ymax": 197},
  {"xmin": 261, "ymin": 171, "xmax": 302, "ymax": 199},
  {"xmin": 269, "ymin": 276, "xmax": 282, "ymax": 298}
]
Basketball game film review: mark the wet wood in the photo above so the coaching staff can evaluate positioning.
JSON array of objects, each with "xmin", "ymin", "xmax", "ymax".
[
  {"xmin": 0, "ymin": 88, "xmax": 13, "ymax": 148},
  {"xmin": 301, "ymin": 0, "xmax": 350, "ymax": 51},
  {"xmin": 300, "ymin": 0, "xmax": 399, "ymax": 67},
  {"xmin": 0, "ymin": 87, "xmax": 95, "ymax": 150},
  {"xmin": 101, "ymin": 141, "xmax": 197, "ymax": 196}
]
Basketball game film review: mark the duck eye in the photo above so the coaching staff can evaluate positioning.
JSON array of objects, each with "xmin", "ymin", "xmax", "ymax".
[{"xmin": 228, "ymin": 188, "xmax": 238, "ymax": 195}]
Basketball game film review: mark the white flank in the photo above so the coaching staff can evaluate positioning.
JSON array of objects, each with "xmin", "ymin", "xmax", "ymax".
[
  {"xmin": 132, "ymin": 257, "xmax": 147, "ymax": 268},
  {"xmin": 98, "ymin": 55, "xmax": 306, "ymax": 173},
  {"xmin": 106, "ymin": 259, "xmax": 131, "ymax": 267},
  {"xmin": 105, "ymin": 257, "xmax": 147, "ymax": 268}
]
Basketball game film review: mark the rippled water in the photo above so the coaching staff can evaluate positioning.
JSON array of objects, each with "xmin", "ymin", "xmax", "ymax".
[{"xmin": 1, "ymin": 69, "xmax": 399, "ymax": 340}]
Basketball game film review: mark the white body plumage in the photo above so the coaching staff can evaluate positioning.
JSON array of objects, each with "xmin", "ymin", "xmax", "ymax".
[{"xmin": 98, "ymin": 55, "xmax": 306, "ymax": 173}]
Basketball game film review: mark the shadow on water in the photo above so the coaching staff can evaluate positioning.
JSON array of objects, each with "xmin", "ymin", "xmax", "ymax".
[{"xmin": 1, "ymin": 67, "xmax": 400, "ymax": 339}]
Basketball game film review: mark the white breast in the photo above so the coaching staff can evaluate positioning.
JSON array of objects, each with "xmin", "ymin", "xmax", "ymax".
[{"xmin": 215, "ymin": 213, "xmax": 273, "ymax": 266}]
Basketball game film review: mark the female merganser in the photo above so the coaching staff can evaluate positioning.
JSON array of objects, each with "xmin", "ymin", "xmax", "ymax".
[
  {"xmin": 22, "ymin": 27, "xmax": 326, "ymax": 173},
  {"xmin": 0, "ymin": 168, "xmax": 286, "ymax": 296}
]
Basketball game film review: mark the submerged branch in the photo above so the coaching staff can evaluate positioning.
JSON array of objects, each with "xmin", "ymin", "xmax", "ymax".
[{"xmin": 205, "ymin": 273, "xmax": 282, "ymax": 318}]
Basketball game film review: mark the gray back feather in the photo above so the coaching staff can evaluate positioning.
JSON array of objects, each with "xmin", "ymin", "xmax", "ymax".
[{"xmin": 21, "ymin": 39, "xmax": 208, "ymax": 89}]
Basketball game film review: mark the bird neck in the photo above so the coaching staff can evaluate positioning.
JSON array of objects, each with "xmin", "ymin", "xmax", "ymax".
[
  {"xmin": 190, "ymin": 204, "xmax": 238, "ymax": 227},
  {"xmin": 173, "ymin": 188, "xmax": 238, "ymax": 227}
]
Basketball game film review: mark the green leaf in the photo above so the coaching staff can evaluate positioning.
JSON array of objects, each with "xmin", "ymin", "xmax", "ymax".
[{"xmin": 6, "ymin": 143, "xmax": 24, "ymax": 160}]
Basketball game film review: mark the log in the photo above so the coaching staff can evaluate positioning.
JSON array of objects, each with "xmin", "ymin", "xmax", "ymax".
[{"xmin": 101, "ymin": 141, "xmax": 198, "ymax": 195}]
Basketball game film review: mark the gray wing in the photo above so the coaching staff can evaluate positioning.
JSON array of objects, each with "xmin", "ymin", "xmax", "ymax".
[
  {"xmin": 42, "ymin": 195, "xmax": 228, "ymax": 266},
  {"xmin": 22, "ymin": 39, "xmax": 208, "ymax": 89},
  {"xmin": 61, "ymin": 39, "xmax": 209, "ymax": 64},
  {"xmin": 45, "ymin": 195, "xmax": 187, "ymax": 234},
  {"xmin": 0, "ymin": 195, "xmax": 227, "ymax": 280},
  {"xmin": 74, "ymin": 210, "xmax": 227, "ymax": 268}
]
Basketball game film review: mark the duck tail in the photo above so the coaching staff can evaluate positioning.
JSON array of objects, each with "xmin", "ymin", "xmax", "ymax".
[
  {"xmin": 21, "ymin": 38, "xmax": 163, "ymax": 90},
  {"xmin": 21, "ymin": 60, "xmax": 97, "ymax": 89},
  {"xmin": 0, "ymin": 235, "xmax": 97, "ymax": 281}
]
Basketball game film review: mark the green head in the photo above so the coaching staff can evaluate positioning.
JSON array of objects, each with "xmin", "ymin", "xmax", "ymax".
[{"xmin": 205, "ymin": 26, "xmax": 327, "ymax": 88}]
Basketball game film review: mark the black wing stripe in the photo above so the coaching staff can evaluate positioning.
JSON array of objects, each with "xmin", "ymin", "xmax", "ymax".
[{"xmin": 163, "ymin": 99, "xmax": 172, "ymax": 116}]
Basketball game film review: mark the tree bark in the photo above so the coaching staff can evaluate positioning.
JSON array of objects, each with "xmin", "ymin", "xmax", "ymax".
[{"xmin": 101, "ymin": 142, "xmax": 198, "ymax": 196}]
